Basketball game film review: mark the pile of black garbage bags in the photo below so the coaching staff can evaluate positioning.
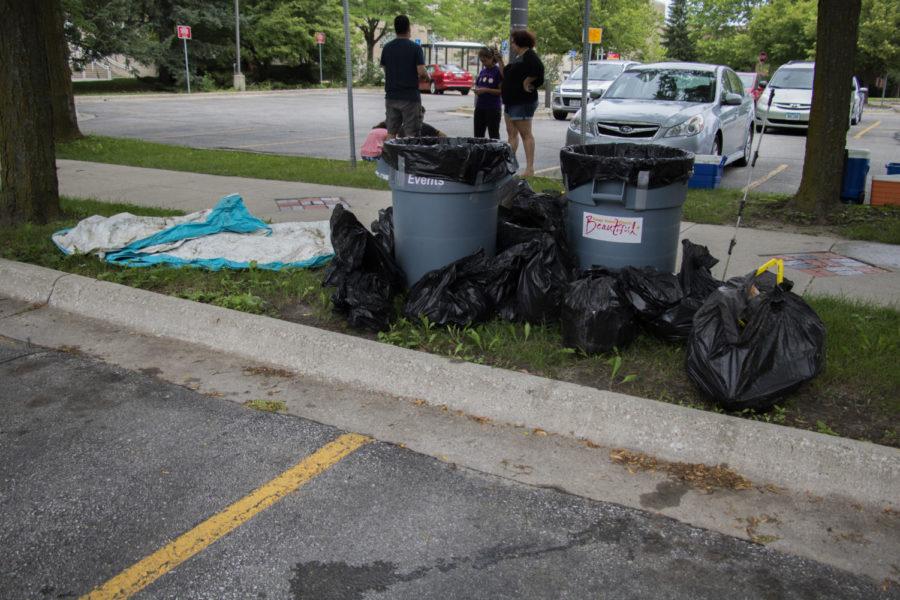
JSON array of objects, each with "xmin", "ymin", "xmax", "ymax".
[{"xmin": 322, "ymin": 182, "xmax": 825, "ymax": 411}]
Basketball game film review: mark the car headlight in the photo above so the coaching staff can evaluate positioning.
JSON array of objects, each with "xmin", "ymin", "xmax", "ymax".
[
  {"xmin": 554, "ymin": 86, "xmax": 561, "ymax": 94},
  {"xmin": 664, "ymin": 114, "xmax": 705, "ymax": 138}
]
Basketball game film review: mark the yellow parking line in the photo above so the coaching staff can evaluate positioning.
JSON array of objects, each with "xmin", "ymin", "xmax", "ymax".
[
  {"xmin": 744, "ymin": 163, "xmax": 789, "ymax": 192},
  {"xmin": 854, "ymin": 120, "xmax": 880, "ymax": 139},
  {"xmin": 80, "ymin": 432, "xmax": 371, "ymax": 600}
]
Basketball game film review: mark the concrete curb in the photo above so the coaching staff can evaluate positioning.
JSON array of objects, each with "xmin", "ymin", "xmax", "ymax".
[{"xmin": 2, "ymin": 258, "xmax": 898, "ymax": 507}]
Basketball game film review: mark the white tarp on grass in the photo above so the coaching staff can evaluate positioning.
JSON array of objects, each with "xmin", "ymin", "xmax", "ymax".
[{"xmin": 52, "ymin": 194, "xmax": 333, "ymax": 270}]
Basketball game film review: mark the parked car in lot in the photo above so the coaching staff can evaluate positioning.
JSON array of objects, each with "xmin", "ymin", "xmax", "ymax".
[
  {"xmin": 737, "ymin": 71, "xmax": 763, "ymax": 101},
  {"xmin": 551, "ymin": 60, "xmax": 640, "ymax": 120},
  {"xmin": 565, "ymin": 62, "xmax": 755, "ymax": 167},
  {"xmin": 420, "ymin": 64, "xmax": 473, "ymax": 95},
  {"xmin": 754, "ymin": 61, "xmax": 866, "ymax": 131}
]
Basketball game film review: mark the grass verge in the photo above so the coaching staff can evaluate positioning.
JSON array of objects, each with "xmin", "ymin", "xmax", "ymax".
[
  {"xmin": 2, "ymin": 197, "xmax": 897, "ymax": 448},
  {"xmin": 58, "ymin": 136, "xmax": 899, "ymax": 243}
]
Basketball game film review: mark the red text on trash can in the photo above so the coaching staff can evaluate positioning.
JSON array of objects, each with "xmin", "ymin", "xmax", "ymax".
[{"xmin": 582, "ymin": 213, "xmax": 643, "ymax": 244}]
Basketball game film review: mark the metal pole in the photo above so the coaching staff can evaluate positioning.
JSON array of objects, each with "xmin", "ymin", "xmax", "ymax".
[
  {"xmin": 183, "ymin": 38, "xmax": 191, "ymax": 94},
  {"xmin": 882, "ymin": 73, "xmax": 888, "ymax": 108},
  {"xmin": 510, "ymin": 0, "xmax": 528, "ymax": 61},
  {"xmin": 319, "ymin": 43, "xmax": 324, "ymax": 84},
  {"xmin": 235, "ymin": 0, "xmax": 241, "ymax": 74},
  {"xmin": 341, "ymin": 0, "xmax": 356, "ymax": 167},
  {"xmin": 580, "ymin": 0, "xmax": 590, "ymax": 146}
]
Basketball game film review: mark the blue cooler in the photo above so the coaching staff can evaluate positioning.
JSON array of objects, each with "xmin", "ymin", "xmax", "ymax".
[
  {"xmin": 841, "ymin": 148, "xmax": 870, "ymax": 204},
  {"xmin": 886, "ymin": 163, "xmax": 900, "ymax": 175},
  {"xmin": 688, "ymin": 155, "xmax": 724, "ymax": 189}
]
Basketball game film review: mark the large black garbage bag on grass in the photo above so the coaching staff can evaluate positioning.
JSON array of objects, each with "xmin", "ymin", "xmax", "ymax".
[
  {"xmin": 499, "ymin": 234, "xmax": 574, "ymax": 323},
  {"xmin": 497, "ymin": 181, "xmax": 571, "ymax": 254},
  {"xmin": 381, "ymin": 137, "xmax": 515, "ymax": 185},
  {"xmin": 686, "ymin": 271, "xmax": 826, "ymax": 411},
  {"xmin": 619, "ymin": 266, "xmax": 683, "ymax": 318},
  {"xmin": 561, "ymin": 270, "xmax": 638, "ymax": 354},
  {"xmin": 679, "ymin": 239, "xmax": 722, "ymax": 300},
  {"xmin": 324, "ymin": 205, "xmax": 405, "ymax": 331},
  {"xmin": 402, "ymin": 250, "xmax": 493, "ymax": 327},
  {"xmin": 370, "ymin": 207, "xmax": 394, "ymax": 258}
]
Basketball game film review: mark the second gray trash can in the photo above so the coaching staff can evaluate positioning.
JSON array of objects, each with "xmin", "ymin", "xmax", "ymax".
[
  {"xmin": 561, "ymin": 143, "xmax": 695, "ymax": 273},
  {"xmin": 382, "ymin": 137, "xmax": 516, "ymax": 286}
]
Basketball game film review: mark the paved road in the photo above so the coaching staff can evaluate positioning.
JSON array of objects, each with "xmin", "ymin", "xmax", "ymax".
[
  {"xmin": 1, "ymin": 336, "xmax": 891, "ymax": 599},
  {"xmin": 75, "ymin": 89, "xmax": 897, "ymax": 194}
]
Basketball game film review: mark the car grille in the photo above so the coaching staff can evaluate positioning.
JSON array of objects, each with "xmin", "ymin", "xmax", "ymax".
[
  {"xmin": 596, "ymin": 121, "xmax": 659, "ymax": 138},
  {"xmin": 774, "ymin": 102, "xmax": 811, "ymax": 110},
  {"xmin": 768, "ymin": 117, "xmax": 809, "ymax": 125}
]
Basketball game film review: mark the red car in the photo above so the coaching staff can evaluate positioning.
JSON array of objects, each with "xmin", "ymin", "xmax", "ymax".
[
  {"xmin": 737, "ymin": 71, "xmax": 763, "ymax": 101},
  {"xmin": 420, "ymin": 64, "xmax": 473, "ymax": 95}
]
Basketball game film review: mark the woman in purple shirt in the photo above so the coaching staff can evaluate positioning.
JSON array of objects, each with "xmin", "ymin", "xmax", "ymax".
[{"xmin": 473, "ymin": 47, "xmax": 503, "ymax": 139}]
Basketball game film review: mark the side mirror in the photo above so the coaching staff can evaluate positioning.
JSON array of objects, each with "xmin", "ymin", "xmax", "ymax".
[
  {"xmin": 589, "ymin": 89, "xmax": 603, "ymax": 100},
  {"xmin": 758, "ymin": 80, "xmax": 768, "ymax": 89},
  {"xmin": 724, "ymin": 92, "xmax": 743, "ymax": 106}
]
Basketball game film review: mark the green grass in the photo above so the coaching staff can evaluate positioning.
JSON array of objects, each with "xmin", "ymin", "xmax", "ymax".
[
  {"xmin": 243, "ymin": 399, "xmax": 287, "ymax": 413},
  {"xmin": 683, "ymin": 188, "xmax": 900, "ymax": 244},
  {"xmin": 2, "ymin": 195, "xmax": 897, "ymax": 446},
  {"xmin": 58, "ymin": 136, "xmax": 390, "ymax": 191}
]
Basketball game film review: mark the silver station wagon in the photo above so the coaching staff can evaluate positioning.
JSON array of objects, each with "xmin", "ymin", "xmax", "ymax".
[{"xmin": 565, "ymin": 62, "xmax": 756, "ymax": 167}]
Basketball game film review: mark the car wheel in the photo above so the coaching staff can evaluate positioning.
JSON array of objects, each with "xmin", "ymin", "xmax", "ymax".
[
  {"xmin": 711, "ymin": 135, "xmax": 721, "ymax": 158},
  {"xmin": 553, "ymin": 110, "xmax": 568, "ymax": 121},
  {"xmin": 735, "ymin": 127, "xmax": 753, "ymax": 167},
  {"xmin": 429, "ymin": 81, "xmax": 436, "ymax": 95},
  {"xmin": 460, "ymin": 88, "xmax": 469, "ymax": 96}
]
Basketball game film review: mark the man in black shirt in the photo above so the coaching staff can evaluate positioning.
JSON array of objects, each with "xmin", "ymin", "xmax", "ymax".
[{"xmin": 380, "ymin": 15, "xmax": 430, "ymax": 137}]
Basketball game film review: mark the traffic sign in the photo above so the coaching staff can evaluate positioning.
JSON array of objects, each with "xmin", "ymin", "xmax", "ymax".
[
  {"xmin": 415, "ymin": 38, "xmax": 421, "ymax": 45},
  {"xmin": 758, "ymin": 51, "xmax": 768, "ymax": 63},
  {"xmin": 588, "ymin": 27, "xmax": 602, "ymax": 44},
  {"xmin": 568, "ymin": 49, "xmax": 577, "ymax": 58},
  {"xmin": 176, "ymin": 25, "xmax": 191, "ymax": 40},
  {"xmin": 315, "ymin": 32, "xmax": 325, "ymax": 45}
]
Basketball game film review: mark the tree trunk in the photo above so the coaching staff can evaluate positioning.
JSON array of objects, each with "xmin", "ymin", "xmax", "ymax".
[
  {"xmin": 0, "ymin": 0, "xmax": 60, "ymax": 225},
  {"xmin": 40, "ymin": 0, "xmax": 82, "ymax": 142},
  {"xmin": 792, "ymin": 0, "xmax": 862, "ymax": 215}
]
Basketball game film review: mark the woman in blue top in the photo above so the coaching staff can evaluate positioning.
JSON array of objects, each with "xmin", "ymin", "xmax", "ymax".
[{"xmin": 473, "ymin": 47, "xmax": 503, "ymax": 139}]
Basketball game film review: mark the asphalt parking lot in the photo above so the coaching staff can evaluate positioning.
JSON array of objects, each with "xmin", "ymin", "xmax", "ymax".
[
  {"xmin": 75, "ymin": 88, "xmax": 897, "ymax": 195},
  {"xmin": 1, "ymin": 337, "xmax": 890, "ymax": 599}
]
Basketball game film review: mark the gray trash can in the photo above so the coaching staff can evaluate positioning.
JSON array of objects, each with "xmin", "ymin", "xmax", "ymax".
[
  {"xmin": 560, "ymin": 143, "xmax": 694, "ymax": 273},
  {"xmin": 382, "ymin": 137, "xmax": 516, "ymax": 286}
]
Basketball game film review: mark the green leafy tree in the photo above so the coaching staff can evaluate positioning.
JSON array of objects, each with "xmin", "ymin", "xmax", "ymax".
[
  {"xmin": 855, "ymin": 0, "xmax": 900, "ymax": 89},
  {"xmin": 349, "ymin": 0, "xmax": 428, "ymax": 64},
  {"xmin": 687, "ymin": 0, "xmax": 762, "ymax": 68},
  {"xmin": 63, "ymin": 0, "xmax": 158, "ymax": 68},
  {"xmin": 663, "ymin": 0, "xmax": 697, "ymax": 60},
  {"xmin": 747, "ymin": 0, "xmax": 816, "ymax": 71}
]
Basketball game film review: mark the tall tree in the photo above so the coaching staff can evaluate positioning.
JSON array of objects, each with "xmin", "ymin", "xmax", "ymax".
[
  {"xmin": 855, "ymin": 0, "xmax": 900, "ymax": 88},
  {"xmin": 0, "ymin": 0, "xmax": 61, "ymax": 225},
  {"xmin": 747, "ymin": 0, "xmax": 816, "ymax": 70},
  {"xmin": 792, "ymin": 0, "xmax": 862, "ymax": 215},
  {"xmin": 663, "ymin": 0, "xmax": 696, "ymax": 61},
  {"xmin": 686, "ymin": 0, "xmax": 762, "ymax": 69},
  {"xmin": 41, "ymin": 0, "xmax": 82, "ymax": 142},
  {"xmin": 350, "ymin": 0, "xmax": 427, "ymax": 64}
]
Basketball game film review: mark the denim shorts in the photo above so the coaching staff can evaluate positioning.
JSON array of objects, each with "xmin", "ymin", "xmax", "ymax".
[{"xmin": 505, "ymin": 102, "xmax": 538, "ymax": 121}]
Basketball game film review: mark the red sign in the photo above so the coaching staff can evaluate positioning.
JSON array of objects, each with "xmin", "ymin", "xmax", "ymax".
[
  {"xmin": 758, "ymin": 51, "xmax": 768, "ymax": 63},
  {"xmin": 607, "ymin": 52, "xmax": 621, "ymax": 60},
  {"xmin": 315, "ymin": 32, "xmax": 326, "ymax": 45},
  {"xmin": 177, "ymin": 25, "xmax": 192, "ymax": 40}
]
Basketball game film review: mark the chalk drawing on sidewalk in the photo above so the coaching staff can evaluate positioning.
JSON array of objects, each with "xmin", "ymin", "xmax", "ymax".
[
  {"xmin": 774, "ymin": 252, "xmax": 888, "ymax": 277},
  {"xmin": 275, "ymin": 197, "xmax": 349, "ymax": 211}
]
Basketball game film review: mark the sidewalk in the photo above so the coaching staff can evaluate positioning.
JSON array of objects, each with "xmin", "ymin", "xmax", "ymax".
[{"xmin": 58, "ymin": 159, "xmax": 899, "ymax": 307}]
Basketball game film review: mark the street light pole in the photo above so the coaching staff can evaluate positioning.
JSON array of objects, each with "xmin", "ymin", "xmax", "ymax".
[
  {"xmin": 580, "ymin": 0, "xmax": 590, "ymax": 146},
  {"xmin": 342, "ymin": 0, "xmax": 357, "ymax": 167},
  {"xmin": 233, "ymin": 0, "xmax": 245, "ymax": 90},
  {"xmin": 510, "ymin": 0, "xmax": 528, "ymax": 61}
]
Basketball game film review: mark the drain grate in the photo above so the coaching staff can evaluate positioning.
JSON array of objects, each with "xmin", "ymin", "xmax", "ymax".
[
  {"xmin": 774, "ymin": 252, "xmax": 888, "ymax": 277},
  {"xmin": 275, "ymin": 197, "xmax": 348, "ymax": 211}
]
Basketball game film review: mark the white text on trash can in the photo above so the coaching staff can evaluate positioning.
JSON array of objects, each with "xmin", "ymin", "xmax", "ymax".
[
  {"xmin": 582, "ymin": 212, "xmax": 643, "ymax": 244},
  {"xmin": 408, "ymin": 174, "xmax": 445, "ymax": 186}
]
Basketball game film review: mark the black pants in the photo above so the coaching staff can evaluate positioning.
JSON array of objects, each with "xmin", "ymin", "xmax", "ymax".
[{"xmin": 474, "ymin": 107, "xmax": 501, "ymax": 139}]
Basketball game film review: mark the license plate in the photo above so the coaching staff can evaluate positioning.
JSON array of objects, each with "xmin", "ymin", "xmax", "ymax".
[
  {"xmin": 785, "ymin": 112, "xmax": 802, "ymax": 120},
  {"xmin": 570, "ymin": 99, "xmax": 581, "ymax": 107}
]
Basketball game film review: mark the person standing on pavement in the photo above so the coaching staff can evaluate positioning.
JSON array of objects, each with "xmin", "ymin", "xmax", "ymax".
[
  {"xmin": 380, "ymin": 15, "xmax": 430, "ymax": 138},
  {"xmin": 473, "ymin": 47, "xmax": 503, "ymax": 139},
  {"xmin": 501, "ymin": 30, "xmax": 544, "ymax": 177}
]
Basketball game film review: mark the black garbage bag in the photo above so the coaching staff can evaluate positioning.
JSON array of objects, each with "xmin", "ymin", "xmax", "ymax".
[
  {"xmin": 561, "ymin": 270, "xmax": 638, "ymax": 354},
  {"xmin": 484, "ymin": 241, "xmax": 534, "ymax": 318},
  {"xmin": 402, "ymin": 250, "xmax": 494, "ymax": 327},
  {"xmin": 499, "ymin": 233, "xmax": 574, "ymax": 323},
  {"xmin": 323, "ymin": 205, "xmax": 405, "ymax": 331},
  {"xmin": 686, "ymin": 270, "xmax": 826, "ymax": 411},
  {"xmin": 560, "ymin": 143, "xmax": 695, "ymax": 190},
  {"xmin": 381, "ymin": 137, "xmax": 515, "ymax": 186},
  {"xmin": 370, "ymin": 207, "xmax": 394, "ymax": 258},
  {"xmin": 678, "ymin": 239, "xmax": 722, "ymax": 300},
  {"xmin": 618, "ymin": 266, "xmax": 683, "ymax": 319}
]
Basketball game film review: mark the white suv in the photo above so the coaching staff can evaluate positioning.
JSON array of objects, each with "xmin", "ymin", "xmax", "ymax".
[{"xmin": 755, "ymin": 61, "xmax": 865, "ymax": 130}]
